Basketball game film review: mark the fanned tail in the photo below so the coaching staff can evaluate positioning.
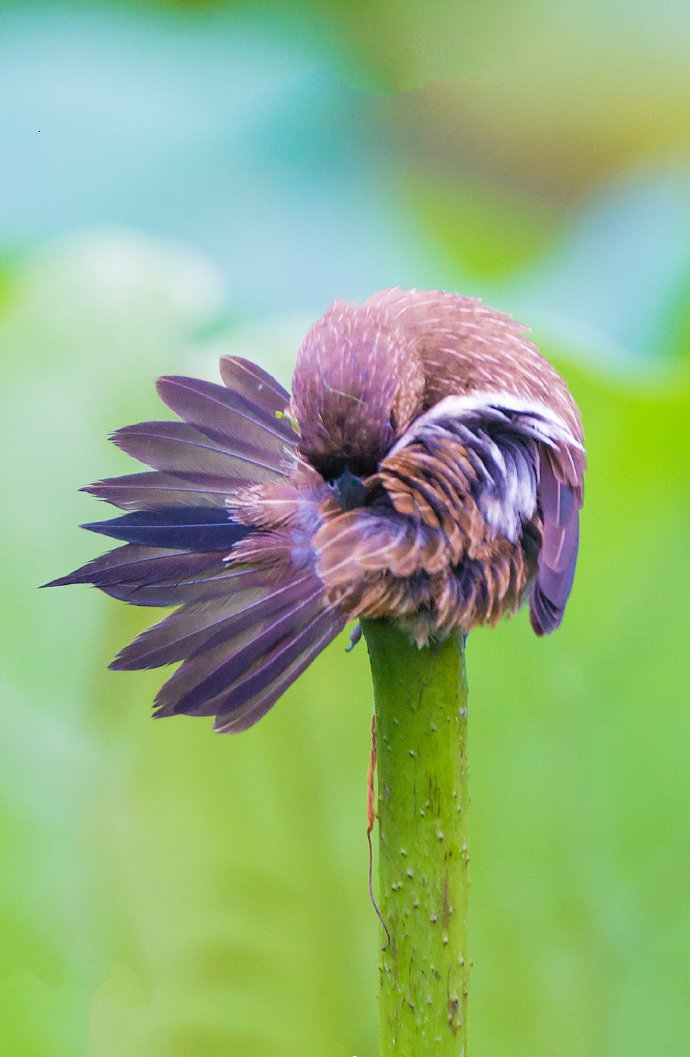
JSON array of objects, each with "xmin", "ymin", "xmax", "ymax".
[{"xmin": 44, "ymin": 359, "xmax": 338, "ymax": 730}]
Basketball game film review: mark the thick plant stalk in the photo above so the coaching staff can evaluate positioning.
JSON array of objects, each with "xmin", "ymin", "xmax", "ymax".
[{"xmin": 362, "ymin": 619, "xmax": 470, "ymax": 1057}]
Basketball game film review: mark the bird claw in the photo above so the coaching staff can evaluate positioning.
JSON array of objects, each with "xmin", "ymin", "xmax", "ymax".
[{"xmin": 346, "ymin": 622, "xmax": 363, "ymax": 652}]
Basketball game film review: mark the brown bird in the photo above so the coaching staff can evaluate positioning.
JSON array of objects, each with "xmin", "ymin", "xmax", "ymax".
[{"xmin": 46, "ymin": 288, "xmax": 585, "ymax": 732}]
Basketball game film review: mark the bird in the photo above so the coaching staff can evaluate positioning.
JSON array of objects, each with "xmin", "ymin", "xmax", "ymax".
[{"xmin": 46, "ymin": 288, "xmax": 586, "ymax": 733}]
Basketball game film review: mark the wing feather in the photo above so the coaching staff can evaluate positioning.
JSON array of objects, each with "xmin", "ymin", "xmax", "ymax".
[
  {"xmin": 153, "ymin": 586, "xmax": 326, "ymax": 716},
  {"xmin": 213, "ymin": 612, "xmax": 345, "ymax": 733},
  {"xmin": 156, "ymin": 375, "xmax": 296, "ymax": 455},
  {"xmin": 81, "ymin": 507, "xmax": 250, "ymax": 551},
  {"xmin": 83, "ymin": 470, "xmax": 243, "ymax": 510},
  {"xmin": 111, "ymin": 420, "xmax": 287, "ymax": 480},
  {"xmin": 111, "ymin": 573, "xmax": 318, "ymax": 670},
  {"xmin": 219, "ymin": 355, "xmax": 290, "ymax": 411}
]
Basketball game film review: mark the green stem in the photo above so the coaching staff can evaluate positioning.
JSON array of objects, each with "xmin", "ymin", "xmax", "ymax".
[{"xmin": 362, "ymin": 619, "xmax": 470, "ymax": 1057}]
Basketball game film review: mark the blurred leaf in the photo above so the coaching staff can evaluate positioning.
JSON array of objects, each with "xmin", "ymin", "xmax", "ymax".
[
  {"xmin": 509, "ymin": 167, "xmax": 690, "ymax": 366},
  {"xmin": 406, "ymin": 174, "xmax": 560, "ymax": 281}
]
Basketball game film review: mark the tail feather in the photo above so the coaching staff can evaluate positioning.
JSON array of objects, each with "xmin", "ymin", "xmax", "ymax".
[
  {"xmin": 153, "ymin": 585, "xmax": 327, "ymax": 716},
  {"xmin": 155, "ymin": 375, "xmax": 296, "ymax": 457},
  {"xmin": 44, "ymin": 543, "xmax": 216, "ymax": 587},
  {"xmin": 219, "ymin": 355, "xmax": 290, "ymax": 411},
  {"xmin": 81, "ymin": 507, "xmax": 251, "ymax": 551},
  {"xmin": 102, "ymin": 562, "xmax": 271, "ymax": 608},
  {"xmin": 213, "ymin": 612, "xmax": 345, "ymax": 733},
  {"xmin": 83, "ymin": 470, "xmax": 244, "ymax": 510},
  {"xmin": 111, "ymin": 573, "xmax": 318, "ymax": 670},
  {"xmin": 111, "ymin": 420, "xmax": 287, "ymax": 481}
]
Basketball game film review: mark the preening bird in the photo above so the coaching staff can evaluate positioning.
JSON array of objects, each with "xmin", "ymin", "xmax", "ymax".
[{"xmin": 47, "ymin": 288, "xmax": 586, "ymax": 732}]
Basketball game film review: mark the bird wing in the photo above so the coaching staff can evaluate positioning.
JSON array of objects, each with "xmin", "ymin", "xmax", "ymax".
[
  {"xmin": 315, "ymin": 392, "xmax": 583, "ymax": 635},
  {"xmin": 388, "ymin": 392, "xmax": 584, "ymax": 633}
]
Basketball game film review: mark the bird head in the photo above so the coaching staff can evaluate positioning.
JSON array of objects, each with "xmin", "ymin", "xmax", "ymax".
[{"xmin": 289, "ymin": 298, "xmax": 426, "ymax": 482}]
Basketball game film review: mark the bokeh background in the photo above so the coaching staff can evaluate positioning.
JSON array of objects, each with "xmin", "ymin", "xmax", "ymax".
[{"xmin": 2, "ymin": 2, "xmax": 689, "ymax": 1055}]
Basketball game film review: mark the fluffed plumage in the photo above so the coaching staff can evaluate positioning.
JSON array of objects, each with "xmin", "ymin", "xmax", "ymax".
[{"xmin": 46, "ymin": 288, "xmax": 586, "ymax": 732}]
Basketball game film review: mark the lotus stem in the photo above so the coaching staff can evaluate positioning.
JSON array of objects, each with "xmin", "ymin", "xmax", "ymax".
[{"xmin": 362, "ymin": 619, "xmax": 470, "ymax": 1057}]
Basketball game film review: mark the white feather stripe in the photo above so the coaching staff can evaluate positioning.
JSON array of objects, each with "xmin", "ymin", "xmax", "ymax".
[{"xmin": 392, "ymin": 391, "xmax": 584, "ymax": 456}]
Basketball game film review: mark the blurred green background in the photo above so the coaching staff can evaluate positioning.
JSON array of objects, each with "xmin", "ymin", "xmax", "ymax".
[{"xmin": 2, "ymin": 2, "xmax": 689, "ymax": 1055}]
